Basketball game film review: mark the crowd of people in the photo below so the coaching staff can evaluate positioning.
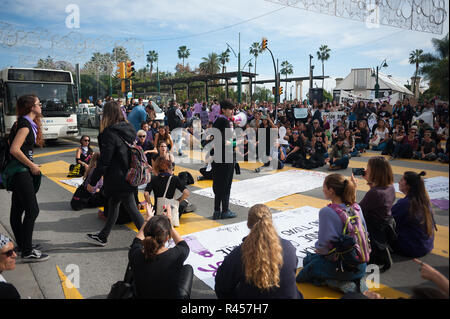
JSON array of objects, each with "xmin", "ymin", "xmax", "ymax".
[{"xmin": 0, "ymin": 94, "xmax": 448, "ymax": 299}]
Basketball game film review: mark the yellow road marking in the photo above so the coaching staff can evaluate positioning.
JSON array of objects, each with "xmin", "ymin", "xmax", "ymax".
[
  {"xmin": 432, "ymin": 225, "xmax": 449, "ymax": 258},
  {"xmin": 34, "ymin": 148, "xmax": 78, "ymax": 159},
  {"xmin": 56, "ymin": 265, "xmax": 83, "ymax": 299},
  {"xmin": 348, "ymin": 160, "xmax": 448, "ymax": 178},
  {"xmin": 363, "ymin": 151, "xmax": 450, "ymax": 168}
]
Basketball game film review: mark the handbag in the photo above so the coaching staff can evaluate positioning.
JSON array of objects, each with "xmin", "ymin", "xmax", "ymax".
[
  {"xmin": 156, "ymin": 175, "xmax": 180, "ymax": 227},
  {"xmin": 107, "ymin": 262, "xmax": 134, "ymax": 299}
]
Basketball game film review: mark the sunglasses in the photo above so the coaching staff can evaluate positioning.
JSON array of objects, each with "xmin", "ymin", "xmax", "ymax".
[
  {"xmin": 83, "ymin": 139, "xmax": 90, "ymax": 142},
  {"xmin": 1, "ymin": 249, "xmax": 15, "ymax": 257},
  {"xmin": 138, "ymin": 135, "xmax": 146, "ymax": 138},
  {"xmin": 293, "ymin": 132, "xmax": 299, "ymax": 135}
]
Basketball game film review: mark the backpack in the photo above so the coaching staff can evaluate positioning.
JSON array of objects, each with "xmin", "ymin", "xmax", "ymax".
[
  {"xmin": 120, "ymin": 137, "xmax": 152, "ymax": 187},
  {"xmin": 326, "ymin": 204, "xmax": 371, "ymax": 273}
]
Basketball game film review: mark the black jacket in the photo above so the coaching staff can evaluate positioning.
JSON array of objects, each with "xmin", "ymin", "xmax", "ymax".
[
  {"xmin": 167, "ymin": 106, "xmax": 182, "ymax": 131},
  {"xmin": 90, "ymin": 121, "xmax": 137, "ymax": 196}
]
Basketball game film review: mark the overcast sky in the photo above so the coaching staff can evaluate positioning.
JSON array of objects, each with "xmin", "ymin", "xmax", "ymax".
[{"xmin": 0, "ymin": 0, "xmax": 448, "ymax": 98}]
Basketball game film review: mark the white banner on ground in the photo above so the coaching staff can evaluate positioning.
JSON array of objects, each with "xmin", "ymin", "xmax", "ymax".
[
  {"xmin": 193, "ymin": 170, "xmax": 327, "ymax": 208},
  {"xmin": 181, "ymin": 206, "xmax": 320, "ymax": 289},
  {"xmin": 59, "ymin": 177, "xmax": 84, "ymax": 188},
  {"xmin": 394, "ymin": 176, "xmax": 449, "ymax": 200}
]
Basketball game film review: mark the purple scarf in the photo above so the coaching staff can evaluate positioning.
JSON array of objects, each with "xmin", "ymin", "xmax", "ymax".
[{"xmin": 23, "ymin": 115, "xmax": 38, "ymax": 143}]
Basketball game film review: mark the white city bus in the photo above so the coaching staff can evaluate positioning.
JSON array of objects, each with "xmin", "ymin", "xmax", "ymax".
[{"xmin": 0, "ymin": 68, "xmax": 78, "ymax": 140}]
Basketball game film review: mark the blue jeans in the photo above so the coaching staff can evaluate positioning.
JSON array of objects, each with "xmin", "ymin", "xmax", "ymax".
[
  {"xmin": 350, "ymin": 149, "xmax": 360, "ymax": 157},
  {"xmin": 372, "ymin": 142, "xmax": 387, "ymax": 152},
  {"xmin": 355, "ymin": 143, "xmax": 368, "ymax": 151},
  {"xmin": 296, "ymin": 253, "xmax": 367, "ymax": 285},
  {"xmin": 331, "ymin": 155, "xmax": 349, "ymax": 169}
]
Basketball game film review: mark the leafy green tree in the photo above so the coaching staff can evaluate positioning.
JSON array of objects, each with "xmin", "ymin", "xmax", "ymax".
[
  {"xmin": 199, "ymin": 53, "xmax": 220, "ymax": 75},
  {"xmin": 177, "ymin": 46, "xmax": 190, "ymax": 67},
  {"xmin": 146, "ymin": 50, "xmax": 159, "ymax": 79},
  {"xmin": 249, "ymin": 42, "xmax": 262, "ymax": 93},
  {"xmin": 409, "ymin": 49, "xmax": 424, "ymax": 96},
  {"xmin": 280, "ymin": 61, "xmax": 293, "ymax": 101},
  {"xmin": 420, "ymin": 33, "xmax": 449, "ymax": 99},
  {"xmin": 219, "ymin": 50, "xmax": 230, "ymax": 73}
]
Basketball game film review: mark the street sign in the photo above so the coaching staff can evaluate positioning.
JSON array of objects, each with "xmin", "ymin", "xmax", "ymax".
[{"xmin": 127, "ymin": 92, "xmax": 133, "ymax": 99}]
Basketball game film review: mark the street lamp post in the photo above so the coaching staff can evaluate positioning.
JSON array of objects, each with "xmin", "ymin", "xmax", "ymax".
[
  {"xmin": 373, "ymin": 59, "xmax": 388, "ymax": 98},
  {"xmin": 226, "ymin": 33, "xmax": 242, "ymax": 103}
]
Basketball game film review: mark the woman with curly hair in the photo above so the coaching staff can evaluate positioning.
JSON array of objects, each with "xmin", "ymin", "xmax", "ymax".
[{"xmin": 215, "ymin": 204, "xmax": 303, "ymax": 299}]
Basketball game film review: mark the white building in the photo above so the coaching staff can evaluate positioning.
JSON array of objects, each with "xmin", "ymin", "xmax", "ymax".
[{"xmin": 333, "ymin": 68, "xmax": 414, "ymax": 103}]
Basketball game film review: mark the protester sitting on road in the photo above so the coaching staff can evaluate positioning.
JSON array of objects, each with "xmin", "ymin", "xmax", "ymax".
[
  {"xmin": 72, "ymin": 135, "xmax": 94, "ymax": 177},
  {"xmin": 327, "ymin": 137, "xmax": 350, "ymax": 171},
  {"xmin": 344, "ymin": 129, "xmax": 360, "ymax": 157},
  {"xmin": 285, "ymin": 129, "xmax": 307, "ymax": 167},
  {"xmin": 296, "ymin": 174, "xmax": 370, "ymax": 294},
  {"xmin": 391, "ymin": 171, "xmax": 436, "ymax": 258},
  {"xmin": 151, "ymin": 142, "xmax": 175, "ymax": 170},
  {"xmin": 141, "ymin": 122, "xmax": 154, "ymax": 144},
  {"xmin": 413, "ymin": 129, "xmax": 438, "ymax": 161},
  {"xmin": 0, "ymin": 234, "xmax": 20, "ymax": 299},
  {"xmin": 390, "ymin": 127, "xmax": 419, "ymax": 160},
  {"xmin": 154, "ymin": 125, "xmax": 174, "ymax": 153},
  {"xmin": 215, "ymin": 204, "xmax": 303, "ymax": 299},
  {"xmin": 70, "ymin": 152, "xmax": 103, "ymax": 211},
  {"xmin": 384, "ymin": 127, "xmax": 406, "ymax": 158},
  {"xmin": 370, "ymin": 119, "xmax": 390, "ymax": 152},
  {"xmin": 137, "ymin": 130, "xmax": 158, "ymax": 164},
  {"xmin": 353, "ymin": 120, "xmax": 369, "ymax": 152},
  {"xmin": 130, "ymin": 206, "xmax": 193, "ymax": 299},
  {"xmin": 86, "ymin": 101, "xmax": 145, "ymax": 247},
  {"xmin": 3, "ymin": 95, "xmax": 48, "ymax": 262},
  {"xmin": 357, "ymin": 156, "xmax": 396, "ymax": 272},
  {"xmin": 254, "ymin": 139, "xmax": 286, "ymax": 173},
  {"xmin": 145, "ymin": 157, "xmax": 190, "ymax": 223}
]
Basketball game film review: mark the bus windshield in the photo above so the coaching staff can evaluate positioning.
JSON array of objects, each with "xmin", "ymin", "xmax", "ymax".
[{"xmin": 5, "ymin": 82, "xmax": 76, "ymax": 117}]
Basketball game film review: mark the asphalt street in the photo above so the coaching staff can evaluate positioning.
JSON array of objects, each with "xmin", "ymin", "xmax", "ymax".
[{"xmin": 0, "ymin": 137, "xmax": 448, "ymax": 300}]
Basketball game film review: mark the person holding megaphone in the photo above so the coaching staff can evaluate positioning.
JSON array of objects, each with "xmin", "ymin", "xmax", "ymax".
[{"xmin": 210, "ymin": 100, "xmax": 238, "ymax": 220}]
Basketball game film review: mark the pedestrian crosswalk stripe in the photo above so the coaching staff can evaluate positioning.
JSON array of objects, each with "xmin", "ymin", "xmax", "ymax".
[
  {"xmin": 363, "ymin": 151, "xmax": 449, "ymax": 168},
  {"xmin": 34, "ymin": 148, "xmax": 79, "ymax": 158}
]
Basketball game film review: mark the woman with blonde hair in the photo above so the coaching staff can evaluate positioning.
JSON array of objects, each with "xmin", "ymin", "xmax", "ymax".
[{"xmin": 215, "ymin": 204, "xmax": 302, "ymax": 299}]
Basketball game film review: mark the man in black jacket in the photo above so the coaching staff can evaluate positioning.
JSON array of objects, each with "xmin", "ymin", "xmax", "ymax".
[
  {"xmin": 211, "ymin": 100, "xmax": 237, "ymax": 220},
  {"xmin": 167, "ymin": 100, "xmax": 183, "ymax": 131}
]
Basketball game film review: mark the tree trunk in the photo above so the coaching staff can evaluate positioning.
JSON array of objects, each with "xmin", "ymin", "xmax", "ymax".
[{"xmin": 322, "ymin": 62, "xmax": 325, "ymax": 89}]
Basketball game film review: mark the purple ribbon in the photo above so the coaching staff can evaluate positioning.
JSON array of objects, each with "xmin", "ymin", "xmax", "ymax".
[{"xmin": 23, "ymin": 115, "xmax": 38, "ymax": 143}]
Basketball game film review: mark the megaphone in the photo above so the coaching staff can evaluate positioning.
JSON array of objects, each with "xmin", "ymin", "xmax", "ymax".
[{"xmin": 232, "ymin": 112, "xmax": 248, "ymax": 128}]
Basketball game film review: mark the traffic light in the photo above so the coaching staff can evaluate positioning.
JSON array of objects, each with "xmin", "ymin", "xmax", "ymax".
[
  {"xmin": 126, "ymin": 61, "xmax": 135, "ymax": 78},
  {"xmin": 261, "ymin": 38, "xmax": 268, "ymax": 50},
  {"xmin": 279, "ymin": 87, "xmax": 283, "ymax": 95},
  {"xmin": 272, "ymin": 86, "xmax": 276, "ymax": 95},
  {"xmin": 116, "ymin": 62, "xmax": 125, "ymax": 79}
]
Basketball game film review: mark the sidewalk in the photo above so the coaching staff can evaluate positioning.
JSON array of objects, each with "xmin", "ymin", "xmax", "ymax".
[{"xmin": 0, "ymin": 222, "xmax": 45, "ymax": 299}]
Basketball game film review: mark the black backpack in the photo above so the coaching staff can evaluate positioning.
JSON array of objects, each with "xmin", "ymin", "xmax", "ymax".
[
  {"xmin": 0, "ymin": 136, "xmax": 10, "ymax": 173},
  {"xmin": 178, "ymin": 171, "xmax": 195, "ymax": 186}
]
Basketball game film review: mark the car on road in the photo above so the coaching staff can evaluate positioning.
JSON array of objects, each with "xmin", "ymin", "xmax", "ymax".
[{"xmin": 77, "ymin": 103, "xmax": 101, "ymax": 128}]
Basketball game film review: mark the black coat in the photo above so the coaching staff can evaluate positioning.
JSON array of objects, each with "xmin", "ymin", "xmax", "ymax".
[{"xmin": 90, "ymin": 121, "xmax": 137, "ymax": 196}]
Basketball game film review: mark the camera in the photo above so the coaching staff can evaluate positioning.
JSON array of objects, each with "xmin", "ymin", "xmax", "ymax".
[{"xmin": 352, "ymin": 168, "xmax": 366, "ymax": 176}]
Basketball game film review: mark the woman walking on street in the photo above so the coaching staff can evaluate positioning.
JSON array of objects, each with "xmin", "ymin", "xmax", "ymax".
[
  {"xmin": 86, "ymin": 101, "xmax": 146, "ymax": 246},
  {"xmin": 3, "ymin": 95, "xmax": 48, "ymax": 262}
]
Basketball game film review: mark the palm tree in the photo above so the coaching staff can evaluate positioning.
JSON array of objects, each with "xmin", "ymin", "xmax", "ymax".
[
  {"xmin": 409, "ymin": 49, "xmax": 424, "ymax": 96},
  {"xmin": 219, "ymin": 50, "xmax": 230, "ymax": 74},
  {"xmin": 177, "ymin": 46, "xmax": 190, "ymax": 67},
  {"xmin": 249, "ymin": 42, "xmax": 262, "ymax": 93},
  {"xmin": 146, "ymin": 50, "xmax": 158, "ymax": 78},
  {"xmin": 199, "ymin": 53, "xmax": 221, "ymax": 75},
  {"xmin": 317, "ymin": 45, "xmax": 331, "ymax": 89},
  {"xmin": 420, "ymin": 33, "xmax": 449, "ymax": 99},
  {"xmin": 280, "ymin": 60, "xmax": 293, "ymax": 101}
]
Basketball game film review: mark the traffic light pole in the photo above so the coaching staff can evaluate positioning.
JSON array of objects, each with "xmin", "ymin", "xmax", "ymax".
[{"xmin": 266, "ymin": 47, "xmax": 279, "ymax": 106}]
